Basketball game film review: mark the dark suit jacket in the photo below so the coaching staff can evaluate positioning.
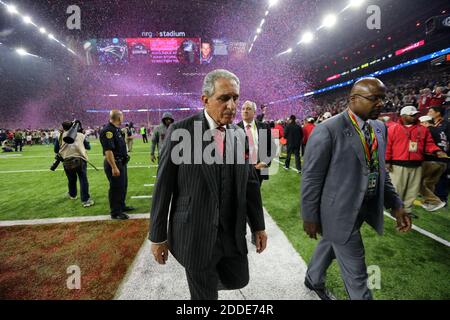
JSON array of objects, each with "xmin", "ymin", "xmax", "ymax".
[
  {"xmin": 301, "ymin": 111, "xmax": 403, "ymax": 244},
  {"xmin": 149, "ymin": 112, "xmax": 265, "ymax": 270},
  {"xmin": 284, "ymin": 123, "xmax": 303, "ymax": 149},
  {"xmin": 237, "ymin": 120, "xmax": 275, "ymax": 181}
]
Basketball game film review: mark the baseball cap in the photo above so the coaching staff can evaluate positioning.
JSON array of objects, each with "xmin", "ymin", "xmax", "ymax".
[
  {"xmin": 400, "ymin": 106, "xmax": 420, "ymax": 116},
  {"xmin": 323, "ymin": 112, "xmax": 332, "ymax": 119},
  {"xmin": 419, "ymin": 115, "xmax": 433, "ymax": 123}
]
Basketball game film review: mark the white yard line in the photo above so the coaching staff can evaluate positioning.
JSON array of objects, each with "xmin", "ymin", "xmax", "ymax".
[
  {"xmin": 0, "ymin": 151, "xmax": 151, "ymax": 159},
  {"xmin": 144, "ymin": 184, "xmax": 155, "ymax": 187},
  {"xmin": 131, "ymin": 196, "xmax": 152, "ymax": 199},
  {"xmin": 0, "ymin": 165, "xmax": 157, "ymax": 174},
  {"xmin": 276, "ymin": 159, "xmax": 449, "ymax": 247},
  {"xmin": 383, "ymin": 212, "xmax": 450, "ymax": 247},
  {"xmin": 0, "ymin": 213, "xmax": 149, "ymax": 227},
  {"xmin": 274, "ymin": 158, "xmax": 300, "ymax": 173}
]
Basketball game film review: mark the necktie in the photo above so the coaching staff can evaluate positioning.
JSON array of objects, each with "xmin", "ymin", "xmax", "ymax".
[
  {"xmin": 362, "ymin": 122, "xmax": 372, "ymax": 149},
  {"xmin": 245, "ymin": 124, "xmax": 257, "ymax": 164},
  {"xmin": 214, "ymin": 126, "xmax": 225, "ymax": 157}
]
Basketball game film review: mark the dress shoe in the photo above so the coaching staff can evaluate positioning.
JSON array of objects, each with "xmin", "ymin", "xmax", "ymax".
[
  {"xmin": 304, "ymin": 277, "xmax": 333, "ymax": 300},
  {"xmin": 111, "ymin": 213, "xmax": 129, "ymax": 220},
  {"xmin": 123, "ymin": 206, "xmax": 136, "ymax": 212}
]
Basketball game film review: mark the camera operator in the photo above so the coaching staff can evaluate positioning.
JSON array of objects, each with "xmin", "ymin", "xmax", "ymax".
[
  {"xmin": 54, "ymin": 120, "xmax": 95, "ymax": 208},
  {"xmin": 100, "ymin": 110, "xmax": 135, "ymax": 220}
]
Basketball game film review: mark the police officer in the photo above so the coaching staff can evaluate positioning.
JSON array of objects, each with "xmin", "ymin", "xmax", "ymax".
[{"xmin": 100, "ymin": 109, "xmax": 135, "ymax": 220}]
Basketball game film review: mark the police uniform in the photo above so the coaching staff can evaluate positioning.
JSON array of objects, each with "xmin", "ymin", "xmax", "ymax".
[{"xmin": 100, "ymin": 122, "xmax": 130, "ymax": 217}]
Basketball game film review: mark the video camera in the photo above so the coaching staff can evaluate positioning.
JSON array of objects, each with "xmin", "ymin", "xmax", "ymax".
[{"xmin": 63, "ymin": 119, "xmax": 83, "ymax": 144}]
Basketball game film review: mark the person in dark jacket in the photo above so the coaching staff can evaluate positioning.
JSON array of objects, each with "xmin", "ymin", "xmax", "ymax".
[{"xmin": 284, "ymin": 115, "xmax": 303, "ymax": 172}]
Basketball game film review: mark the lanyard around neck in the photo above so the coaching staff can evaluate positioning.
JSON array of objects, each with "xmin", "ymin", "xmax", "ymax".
[{"xmin": 348, "ymin": 110, "xmax": 379, "ymax": 167}]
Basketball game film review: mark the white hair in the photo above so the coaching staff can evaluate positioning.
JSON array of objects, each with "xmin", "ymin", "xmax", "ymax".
[
  {"xmin": 243, "ymin": 100, "xmax": 257, "ymax": 111},
  {"xmin": 202, "ymin": 69, "xmax": 240, "ymax": 97}
]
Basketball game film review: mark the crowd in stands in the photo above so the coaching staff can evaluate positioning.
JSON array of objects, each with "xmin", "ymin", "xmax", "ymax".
[{"xmin": 306, "ymin": 69, "xmax": 450, "ymax": 123}]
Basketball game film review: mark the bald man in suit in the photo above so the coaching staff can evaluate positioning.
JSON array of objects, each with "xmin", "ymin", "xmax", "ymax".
[{"xmin": 301, "ymin": 78, "xmax": 411, "ymax": 300}]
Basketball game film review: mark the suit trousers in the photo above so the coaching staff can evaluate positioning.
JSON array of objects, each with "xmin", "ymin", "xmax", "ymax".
[
  {"xmin": 306, "ymin": 207, "xmax": 372, "ymax": 300},
  {"xmin": 420, "ymin": 161, "xmax": 446, "ymax": 205},
  {"xmin": 185, "ymin": 231, "xmax": 249, "ymax": 300},
  {"xmin": 285, "ymin": 146, "xmax": 301, "ymax": 171},
  {"xmin": 389, "ymin": 165, "xmax": 422, "ymax": 213}
]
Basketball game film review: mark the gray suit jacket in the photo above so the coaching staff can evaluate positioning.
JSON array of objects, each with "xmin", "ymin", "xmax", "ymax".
[
  {"xmin": 301, "ymin": 111, "xmax": 402, "ymax": 244},
  {"xmin": 149, "ymin": 112, "xmax": 265, "ymax": 270}
]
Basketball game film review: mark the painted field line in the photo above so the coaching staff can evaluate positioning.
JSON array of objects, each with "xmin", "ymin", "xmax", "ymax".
[
  {"xmin": 274, "ymin": 159, "xmax": 449, "ymax": 247},
  {"xmin": 0, "ymin": 165, "xmax": 157, "ymax": 174},
  {"xmin": 0, "ymin": 213, "xmax": 149, "ymax": 227},
  {"xmin": 274, "ymin": 159, "xmax": 300, "ymax": 173},
  {"xmin": 144, "ymin": 184, "xmax": 155, "ymax": 187},
  {"xmin": 383, "ymin": 212, "xmax": 450, "ymax": 247},
  {"xmin": 131, "ymin": 196, "xmax": 153, "ymax": 199},
  {"xmin": 0, "ymin": 151, "xmax": 152, "ymax": 160}
]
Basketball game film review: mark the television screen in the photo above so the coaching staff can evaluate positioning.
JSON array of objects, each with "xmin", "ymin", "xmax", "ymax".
[{"xmin": 96, "ymin": 38, "xmax": 129, "ymax": 65}]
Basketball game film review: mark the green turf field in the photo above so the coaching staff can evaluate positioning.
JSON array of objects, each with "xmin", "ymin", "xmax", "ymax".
[
  {"xmin": 262, "ymin": 158, "xmax": 450, "ymax": 300},
  {"xmin": 0, "ymin": 139, "xmax": 449, "ymax": 299},
  {"xmin": 0, "ymin": 139, "xmax": 157, "ymax": 220}
]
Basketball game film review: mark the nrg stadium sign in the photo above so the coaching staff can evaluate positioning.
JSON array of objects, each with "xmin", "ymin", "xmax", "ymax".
[{"xmin": 141, "ymin": 30, "xmax": 186, "ymax": 38}]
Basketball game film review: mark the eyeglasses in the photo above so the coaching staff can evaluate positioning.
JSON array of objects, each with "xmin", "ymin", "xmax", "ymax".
[{"xmin": 352, "ymin": 94, "xmax": 385, "ymax": 103}]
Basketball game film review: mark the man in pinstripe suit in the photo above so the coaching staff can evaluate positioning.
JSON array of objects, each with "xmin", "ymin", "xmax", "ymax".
[{"xmin": 149, "ymin": 69, "xmax": 268, "ymax": 300}]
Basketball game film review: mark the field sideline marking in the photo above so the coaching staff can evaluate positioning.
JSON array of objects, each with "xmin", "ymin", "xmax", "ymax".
[
  {"xmin": 275, "ymin": 160, "xmax": 450, "ymax": 247},
  {"xmin": 0, "ymin": 213, "xmax": 149, "ymax": 227},
  {"xmin": 0, "ymin": 151, "xmax": 151, "ymax": 159},
  {"xmin": 131, "ymin": 196, "xmax": 152, "ymax": 199},
  {"xmin": 0, "ymin": 165, "xmax": 157, "ymax": 174},
  {"xmin": 383, "ymin": 212, "xmax": 450, "ymax": 247}
]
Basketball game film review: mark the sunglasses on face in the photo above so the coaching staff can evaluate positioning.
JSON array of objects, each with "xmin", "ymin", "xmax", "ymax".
[{"xmin": 352, "ymin": 94, "xmax": 386, "ymax": 103}]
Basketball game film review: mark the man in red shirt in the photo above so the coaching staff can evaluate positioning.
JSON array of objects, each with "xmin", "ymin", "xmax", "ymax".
[
  {"xmin": 386, "ymin": 106, "xmax": 447, "ymax": 216},
  {"xmin": 418, "ymin": 88, "xmax": 432, "ymax": 115},
  {"xmin": 429, "ymin": 87, "xmax": 446, "ymax": 107},
  {"xmin": 302, "ymin": 117, "xmax": 316, "ymax": 156}
]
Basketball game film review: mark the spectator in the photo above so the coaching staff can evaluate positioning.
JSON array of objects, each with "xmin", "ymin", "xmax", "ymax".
[
  {"xmin": 427, "ymin": 106, "xmax": 450, "ymax": 207},
  {"xmin": 386, "ymin": 106, "xmax": 446, "ymax": 217},
  {"xmin": 418, "ymin": 115, "xmax": 447, "ymax": 212},
  {"xmin": 302, "ymin": 117, "xmax": 316, "ymax": 156},
  {"xmin": 284, "ymin": 115, "xmax": 303, "ymax": 173}
]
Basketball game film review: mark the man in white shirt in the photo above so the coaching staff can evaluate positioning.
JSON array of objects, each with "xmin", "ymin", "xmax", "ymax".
[{"xmin": 237, "ymin": 100, "xmax": 274, "ymax": 185}]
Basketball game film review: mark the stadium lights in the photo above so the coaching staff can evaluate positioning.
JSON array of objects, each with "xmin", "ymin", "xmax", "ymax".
[
  {"xmin": 278, "ymin": 48, "xmax": 293, "ymax": 56},
  {"xmin": 254, "ymin": 35, "xmax": 258, "ymax": 42},
  {"xmin": 6, "ymin": 4, "xmax": 18, "ymax": 14},
  {"xmin": 22, "ymin": 15, "xmax": 32, "ymax": 24},
  {"xmin": 322, "ymin": 14, "xmax": 337, "ymax": 28},
  {"xmin": 257, "ymin": 27, "xmax": 262, "ymax": 34},
  {"xmin": 48, "ymin": 33, "xmax": 55, "ymax": 40},
  {"xmin": 349, "ymin": 0, "xmax": 364, "ymax": 8},
  {"xmin": 15, "ymin": 48, "xmax": 27, "ymax": 56},
  {"xmin": 39, "ymin": 27, "xmax": 46, "ymax": 34},
  {"xmin": 265, "ymin": 10, "xmax": 269, "ymax": 16},
  {"xmin": 260, "ymin": 19, "xmax": 265, "ymax": 27},
  {"xmin": 268, "ymin": 0, "xmax": 279, "ymax": 8},
  {"xmin": 299, "ymin": 31, "xmax": 314, "ymax": 44}
]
